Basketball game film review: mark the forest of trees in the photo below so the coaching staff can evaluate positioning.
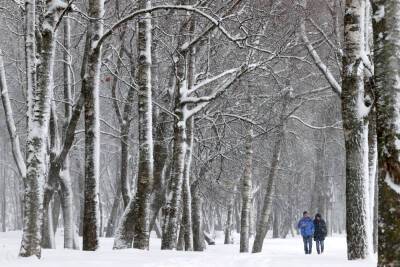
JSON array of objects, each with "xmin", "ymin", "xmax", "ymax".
[{"xmin": 0, "ymin": 0, "xmax": 399, "ymax": 266}]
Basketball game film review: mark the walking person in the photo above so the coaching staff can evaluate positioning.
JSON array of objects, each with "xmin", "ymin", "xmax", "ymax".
[
  {"xmin": 297, "ymin": 211, "xmax": 314, "ymax": 254},
  {"xmin": 313, "ymin": 213, "xmax": 327, "ymax": 254}
]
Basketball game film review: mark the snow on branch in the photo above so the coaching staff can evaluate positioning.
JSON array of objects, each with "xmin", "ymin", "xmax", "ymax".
[
  {"xmin": 300, "ymin": 22, "xmax": 342, "ymax": 96},
  {"xmin": 289, "ymin": 115, "xmax": 342, "ymax": 130},
  {"xmin": 97, "ymin": 5, "xmax": 246, "ymax": 51},
  {"xmin": 45, "ymin": 0, "xmax": 68, "ymax": 16},
  {"xmin": 184, "ymin": 67, "xmax": 241, "ymax": 97},
  {"xmin": 183, "ymin": 62, "xmax": 262, "ymax": 120},
  {"xmin": 385, "ymin": 173, "xmax": 400, "ymax": 195}
]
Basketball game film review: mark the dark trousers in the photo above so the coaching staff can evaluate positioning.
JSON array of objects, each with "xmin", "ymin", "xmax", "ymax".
[
  {"xmin": 316, "ymin": 239, "xmax": 324, "ymax": 254},
  {"xmin": 302, "ymin": 236, "xmax": 312, "ymax": 254}
]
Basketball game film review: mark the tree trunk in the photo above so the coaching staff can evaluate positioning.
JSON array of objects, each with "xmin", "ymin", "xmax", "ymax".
[
  {"xmin": 105, "ymin": 188, "xmax": 121, "ymax": 237},
  {"xmin": 113, "ymin": 197, "xmax": 136, "ymax": 249},
  {"xmin": 372, "ymin": 0, "xmax": 400, "ymax": 265},
  {"xmin": 252, "ymin": 134, "xmax": 283, "ymax": 252},
  {"xmin": 82, "ymin": 0, "xmax": 104, "ymax": 251},
  {"xmin": 342, "ymin": 0, "xmax": 369, "ymax": 259},
  {"xmin": 20, "ymin": 0, "xmax": 61, "ymax": 257},
  {"xmin": 224, "ymin": 199, "xmax": 234, "ymax": 244},
  {"xmin": 133, "ymin": 0, "xmax": 154, "ymax": 250},
  {"xmin": 191, "ymin": 180, "xmax": 205, "ymax": 251},
  {"xmin": 252, "ymin": 91, "xmax": 289, "ymax": 253},
  {"xmin": 181, "ymin": 117, "xmax": 194, "ymax": 251},
  {"xmin": 59, "ymin": 170, "xmax": 74, "ymax": 249},
  {"xmin": 1, "ymin": 166, "xmax": 5, "ymax": 232},
  {"xmin": 240, "ymin": 128, "xmax": 253, "ymax": 253},
  {"xmin": 272, "ymin": 207, "xmax": 280, "ymax": 239},
  {"xmin": 161, "ymin": 59, "xmax": 187, "ymax": 250},
  {"xmin": 59, "ymin": 17, "xmax": 75, "ymax": 249}
]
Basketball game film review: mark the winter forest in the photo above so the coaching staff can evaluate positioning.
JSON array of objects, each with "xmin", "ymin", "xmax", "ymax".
[{"xmin": 0, "ymin": 0, "xmax": 399, "ymax": 266}]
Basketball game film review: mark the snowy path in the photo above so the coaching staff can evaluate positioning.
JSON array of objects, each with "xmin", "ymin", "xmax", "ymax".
[{"xmin": 0, "ymin": 231, "xmax": 376, "ymax": 267}]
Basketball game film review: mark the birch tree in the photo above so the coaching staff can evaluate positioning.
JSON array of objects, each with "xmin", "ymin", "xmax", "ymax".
[
  {"xmin": 239, "ymin": 125, "xmax": 253, "ymax": 253},
  {"xmin": 82, "ymin": 0, "xmax": 104, "ymax": 251},
  {"xmin": 372, "ymin": 0, "xmax": 400, "ymax": 265},
  {"xmin": 342, "ymin": 0, "xmax": 370, "ymax": 259},
  {"xmin": 133, "ymin": 0, "xmax": 154, "ymax": 250},
  {"xmin": 20, "ymin": 0, "xmax": 70, "ymax": 258}
]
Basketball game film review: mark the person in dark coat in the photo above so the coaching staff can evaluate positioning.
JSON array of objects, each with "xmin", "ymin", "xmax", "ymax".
[
  {"xmin": 297, "ymin": 211, "xmax": 314, "ymax": 254},
  {"xmin": 313, "ymin": 213, "xmax": 327, "ymax": 254}
]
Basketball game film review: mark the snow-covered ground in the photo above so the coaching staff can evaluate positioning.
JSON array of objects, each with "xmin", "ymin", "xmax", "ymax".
[{"xmin": 0, "ymin": 231, "xmax": 376, "ymax": 267}]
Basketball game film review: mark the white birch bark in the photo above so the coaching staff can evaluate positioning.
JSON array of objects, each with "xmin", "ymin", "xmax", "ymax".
[
  {"xmin": 20, "ymin": 0, "xmax": 60, "ymax": 257},
  {"xmin": 82, "ymin": 0, "xmax": 104, "ymax": 251},
  {"xmin": 133, "ymin": 0, "xmax": 154, "ymax": 250},
  {"xmin": 342, "ymin": 0, "xmax": 369, "ymax": 260},
  {"xmin": 240, "ymin": 127, "xmax": 253, "ymax": 253}
]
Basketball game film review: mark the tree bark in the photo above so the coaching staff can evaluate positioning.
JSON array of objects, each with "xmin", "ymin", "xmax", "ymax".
[
  {"xmin": 133, "ymin": 0, "xmax": 154, "ymax": 250},
  {"xmin": 240, "ymin": 128, "xmax": 253, "ymax": 253},
  {"xmin": 105, "ymin": 187, "xmax": 121, "ymax": 237},
  {"xmin": 252, "ymin": 132, "xmax": 284, "ymax": 252},
  {"xmin": 372, "ymin": 0, "xmax": 400, "ymax": 265},
  {"xmin": 252, "ymin": 91, "xmax": 289, "ymax": 253},
  {"xmin": 224, "ymin": 199, "xmax": 234, "ymax": 244},
  {"xmin": 82, "ymin": 0, "xmax": 105, "ymax": 251},
  {"xmin": 342, "ymin": 0, "xmax": 369, "ymax": 259},
  {"xmin": 20, "ymin": 0, "xmax": 63, "ymax": 257},
  {"xmin": 113, "ymin": 197, "xmax": 136, "ymax": 249},
  {"xmin": 191, "ymin": 180, "xmax": 205, "ymax": 251},
  {"xmin": 161, "ymin": 45, "xmax": 188, "ymax": 249}
]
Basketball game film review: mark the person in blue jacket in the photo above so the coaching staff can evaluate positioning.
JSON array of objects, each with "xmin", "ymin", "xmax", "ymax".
[{"xmin": 297, "ymin": 211, "xmax": 315, "ymax": 254}]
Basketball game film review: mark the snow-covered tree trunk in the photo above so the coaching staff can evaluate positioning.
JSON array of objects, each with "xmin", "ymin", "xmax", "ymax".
[
  {"xmin": 342, "ymin": 0, "xmax": 369, "ymax": 260},
  {"xmin": 181, "ymin": 37, "xmax": 196, "ymax": 251},
  {"xmin": 367, "ymin": 107, "xmax": 378, "ymax": 254},
  {"xmin": 161, "ymin": 98, "xmax": 187, "ymax": 249},
  {"xmin": 240, "ymin": 127, "xmax": 253, "ymax": 253},
  {"xmin": 20, "ymin": 0, "xmax": 66, "ymax": 257},
  {"xmin": 182, "ymin": 117, "xmax": 194, "ymax": 251},
  {"xmin": 372, "ymin": 0, "xmax": 400, "ymax": 265},
  {"xmin": 113, "ymin": 197, "xmax": 136, "ymax": 249},
  {"xmin": 133, "ymin": 0, "xmax": 154, "ymax": 250},
  {"xmin": 82, "ymin": 0, "xmax": 104, "ymax": 251},
  {"xmin": 160, "ymin": 33, "xmax": 190, "ymax": 249}
]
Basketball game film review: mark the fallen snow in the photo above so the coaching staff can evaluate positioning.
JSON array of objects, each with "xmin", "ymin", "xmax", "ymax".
[{"xmin": 0, "ymin": 231, "xmax": 376, "ymax": 267}]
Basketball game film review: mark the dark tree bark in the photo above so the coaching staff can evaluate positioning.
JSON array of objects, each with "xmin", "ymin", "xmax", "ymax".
[
  {"xmin": 191, "ymin": 180, "xmax": 205, "ymax": 251},
  {"xmin": 373, "ymin": 0, "xmax": 400, "ymax": 265}
]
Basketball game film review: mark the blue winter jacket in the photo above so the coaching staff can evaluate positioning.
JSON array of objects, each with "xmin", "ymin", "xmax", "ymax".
[{"xmin": 297, "ymin": 217, "xmax": 315, "ymax": 237}]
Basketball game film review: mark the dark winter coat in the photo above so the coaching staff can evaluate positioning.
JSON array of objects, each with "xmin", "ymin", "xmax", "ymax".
[
  {"xmin": 313, "ymin": 219, "xmax": 327, "ymax": 241},
  {"xmin": 297, "ymin": 217, "xmax": 314, "ymax": 237}
]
